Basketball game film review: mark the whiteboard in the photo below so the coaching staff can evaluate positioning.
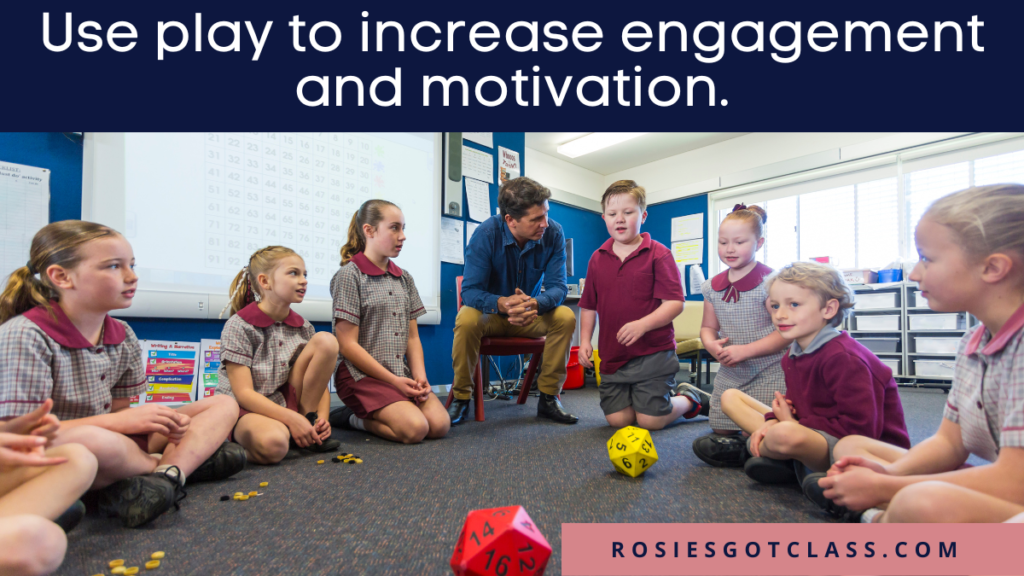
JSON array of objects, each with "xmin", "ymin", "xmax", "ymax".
[{"xmin": 82, "ymin": 133, "xmax": 442, "ymax": 323}]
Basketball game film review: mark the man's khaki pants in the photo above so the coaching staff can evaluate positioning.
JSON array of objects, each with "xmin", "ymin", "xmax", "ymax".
[{"xmin": 451, "ymin": 305, "xmax": 576, "ymax": 401}]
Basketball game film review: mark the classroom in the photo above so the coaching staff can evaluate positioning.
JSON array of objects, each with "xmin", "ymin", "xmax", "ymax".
[{"xmin": 1, "ymin": 131, "xmax": 1023, "ymax": 575}]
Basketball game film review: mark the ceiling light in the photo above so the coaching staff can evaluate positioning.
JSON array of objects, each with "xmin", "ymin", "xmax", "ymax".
[{"xmin": 556, "ymin": 133, "xmax": 647, "ymax": 158}]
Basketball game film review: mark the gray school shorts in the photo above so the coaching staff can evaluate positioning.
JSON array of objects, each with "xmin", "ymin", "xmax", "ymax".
[{"xmin": 598, "ymin": 350, "xmax": 679, "ymax": 417}]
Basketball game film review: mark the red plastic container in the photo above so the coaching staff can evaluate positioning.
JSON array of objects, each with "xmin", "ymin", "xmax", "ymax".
[{"xmin": 563, "ymin": 346, "xmax": 584, "ymax": 390}]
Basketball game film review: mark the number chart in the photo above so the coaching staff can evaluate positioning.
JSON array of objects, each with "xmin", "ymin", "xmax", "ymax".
[{"xmin": 202, "ymin": 132, "xmax": 383, "ymax": 282}]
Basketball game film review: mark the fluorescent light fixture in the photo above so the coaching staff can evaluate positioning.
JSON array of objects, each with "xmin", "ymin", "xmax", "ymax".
[{"xmin": 557, "ymin": 133, "xmax": 647, "ymax": 158}]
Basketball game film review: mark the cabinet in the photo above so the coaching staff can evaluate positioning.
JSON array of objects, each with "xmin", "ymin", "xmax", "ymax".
[{"xmin": 845, "ymin": 283, "xmax": 975, "ymax": 390}]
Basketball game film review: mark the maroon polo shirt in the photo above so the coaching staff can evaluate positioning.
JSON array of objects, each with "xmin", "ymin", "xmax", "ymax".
[{"xmin": 579, "ymin": 233, "xmax": 685, "ymax": 374}]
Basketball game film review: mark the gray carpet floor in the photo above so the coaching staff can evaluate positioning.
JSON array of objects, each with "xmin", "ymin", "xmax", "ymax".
[{"xmin": 55, "ymin": 381, "xmax": 955, "ymax": 576}]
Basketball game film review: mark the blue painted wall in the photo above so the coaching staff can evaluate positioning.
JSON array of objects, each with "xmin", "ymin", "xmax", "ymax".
[
  {"xmin": 644, "ymin": 195, "xmax": 710, "ymax": 301},
  {"xmin": 0, "ymin": 132, "xmax": 604, "ymax": 386}
]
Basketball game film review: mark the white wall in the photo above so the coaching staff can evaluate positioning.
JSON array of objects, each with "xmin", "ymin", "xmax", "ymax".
[{"xmin": 526, "ymin": 147, "xmax": 605, "ymax": 201}]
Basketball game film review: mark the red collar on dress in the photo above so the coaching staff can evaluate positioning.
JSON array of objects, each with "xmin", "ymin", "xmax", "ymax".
[
  {"xmin": 235, "ymin": 302, "xmax": 305, "ymax": 328},
  {"xmin": 22, "ymin": 300, "xmax": 127, "ymax": 348},
  {"xmin": 350, "ymin": 252, "xmax": 402, "ymax": 277},
  {"xmin": 597, "ymin": 233, "xmax": 652, "ymax": 262},
  {"xmin": 710, "ymin": 262, "xmax": 773, "ymax": 304},
  {"xmin": 965, "ymin": 301, "xmax": 1024, "ymax": 356}
]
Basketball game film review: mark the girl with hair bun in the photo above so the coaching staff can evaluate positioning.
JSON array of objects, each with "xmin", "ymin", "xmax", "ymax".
[
  {"xmin": 692, "ymin": 204, "xmax": 791, "ymax": 468},
  {"xmin": 217, "ymin": 245, "xmax": 341, "ymax": 464}
]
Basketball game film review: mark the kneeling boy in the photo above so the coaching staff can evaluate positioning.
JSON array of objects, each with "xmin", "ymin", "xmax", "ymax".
[{"xmin": 579, "ymin": 180, "xmax": 704, "ymax": 429}]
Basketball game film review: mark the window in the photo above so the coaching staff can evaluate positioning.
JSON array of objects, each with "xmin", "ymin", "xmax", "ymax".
[{"xmin": 711, "ymin": 137, "xmax": 1024, "ymax": 275}]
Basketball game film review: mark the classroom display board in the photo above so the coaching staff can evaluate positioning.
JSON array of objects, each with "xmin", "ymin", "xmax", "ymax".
[
  {"xmin": 82, "ymin": 133, "xmax": 442, "ymax": 323},
  {"xmin": 131, "ymin": 340, "xmax": 201, "ymax": 407}
]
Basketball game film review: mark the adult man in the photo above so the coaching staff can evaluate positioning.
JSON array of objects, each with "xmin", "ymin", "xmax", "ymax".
[{"xmin": 449, "ymin": 177, "xmax": 578, "ymax": 425}]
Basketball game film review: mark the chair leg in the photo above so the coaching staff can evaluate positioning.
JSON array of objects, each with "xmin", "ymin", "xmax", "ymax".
[
  {"xmin": 696, "ymin": 355, "xmax": 703, "ymax": 389},
  {"xmin": 517, "ymin": 352, "xmax": 543, "ymax": 405},
  {"xmin": 703, "ymin": 355, "xmax": 712, "ymax": 389},
  {"xmin": 474, "ymin": 356, "xmax": 485, "ymax": 422}
]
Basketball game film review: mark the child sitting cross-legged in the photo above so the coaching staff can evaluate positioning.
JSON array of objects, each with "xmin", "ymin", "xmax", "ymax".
[{"xmin": 719, "ymin": 262, "xmax": 910, "ymax": 486}]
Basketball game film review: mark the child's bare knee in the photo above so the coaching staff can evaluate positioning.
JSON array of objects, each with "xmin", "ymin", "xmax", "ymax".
[
  {"xmin": 764, "ymin": 421, "xmax": 806, "ymax": 455},
  {"xmin": 1, "ymin": 516, "xmax": 66, "ymax": 576},
  {"xmin": 605, "ymin": 412, "xmax": 634, "ymax": 428},
  {"xmin": 886, "ymin": 482, "xmax": 953, "ymax": 523},
  {"xmin": 635, "ymin": 414, "xmax": 665, "ymax": 431},
  {"xmin": 49, "ymin": 443, "xmax": 98, "ymax": 489},
  {"xmin": 832, "ymin": 435, "xmax": 868, "ymax": 460},
  {"xmin": 309, "ymin": 331, "xmax": 340, "ymax": 355},
  {"xmin": 249, "ymin": 434, "xmax": 289, "ymax": 464}
]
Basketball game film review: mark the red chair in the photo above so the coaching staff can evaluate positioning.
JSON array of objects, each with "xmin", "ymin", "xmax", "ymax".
[{"xmin": 445, "ymin": 276, "xmax": 546, "ymax": 422}]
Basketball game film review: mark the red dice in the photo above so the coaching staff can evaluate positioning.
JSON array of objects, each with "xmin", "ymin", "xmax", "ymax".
[{"xmin": 450, "ymin": 506, "xmax": 551, "ymax": 576}]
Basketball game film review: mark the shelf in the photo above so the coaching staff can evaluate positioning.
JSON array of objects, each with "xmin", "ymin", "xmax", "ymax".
[
  {"xmin": 849, "ymin": 330, "xmax": 901, "ymax": 334},
  {"xmin": 852, "ymin": 308, "xmax": 901, "ymax": 313},
  {"xmin": 907, "ymin": 329, "xmax": 966, "ymax": 333},
  {"xmin": 908, "ymin": 352, "xmax": 957, "ymax": 357},
  {"xmin": 875, "ymin": 352, "xmax": 903, "ymax": 356}
]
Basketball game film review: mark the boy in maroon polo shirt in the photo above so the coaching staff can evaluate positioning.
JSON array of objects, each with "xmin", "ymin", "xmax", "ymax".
[
  {"xmin": 719, "ymin": 262, "xmax": 910, "ymax": 488},
  {"xmin": 579, "ymin": 181, "xmax": 704, "ymax": 429}
]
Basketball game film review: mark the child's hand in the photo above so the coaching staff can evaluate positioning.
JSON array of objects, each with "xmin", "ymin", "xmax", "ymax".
[
  {"xmin": 616, "ymin": 321, "xmax": 648, "ymax": 347},
  {"xmin": 817, "ymin": 465, "xmax": 890, "ymax": 512},
  {"xmin": 393, "ymin": 377, "xmax": 424, "ymax": 399},
  {"xmin": 414, "ymin": 376, "xmax": 431, "ymax": 404},
  {"xmin": 578, "ymin": 342, "xmax": 594, "ymax": 369},
  {"xmin": 828, "ymin": 455, "xmax": 889, "ymax": 477},
  {"xmin": 287, "ymin": 413, "xmax": 320, "ymax": 448},
  {"xmin": 3, "ymin": 399, "xmax": 59, "ymax": 440},
  {"xmin": 748, "ymin": 420, "xmax": 776, "ymax": 458},
  {"xmin": 706, "ymin": 337, "xmax": 729, "ymax": 359},
  {"xmin": 313, "ymin": 417, "xmax": 332, "ymax": 441},
  {"xmin": 0, "ymin": 433, "xmax": 68, "ymax": 469},
  {"xmin": 717, "ymin": 343, "xmax": 750, "ymax": 367},
  {"xmin": 115, "ymin": 404, "xmax": 188, "ymax": 437},
  {"xmin": 771, "ymin": 391, "xmax": 796, "ymax": 422}
]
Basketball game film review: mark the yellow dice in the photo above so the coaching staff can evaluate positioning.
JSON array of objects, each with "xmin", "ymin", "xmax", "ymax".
[{"xmin": 607, "ymin": 426, "xmax": 658, "ymax": 477}]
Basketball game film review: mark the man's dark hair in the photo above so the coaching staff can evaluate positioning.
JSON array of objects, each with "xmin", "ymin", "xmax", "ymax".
[{"xmin": 498, "ymin": 177, "xmax": 551, "ymax": 220}]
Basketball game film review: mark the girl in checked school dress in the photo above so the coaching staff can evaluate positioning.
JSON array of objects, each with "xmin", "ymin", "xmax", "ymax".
[
  {"xmin": 691, "ymin": 204, "xmax": 790, "ymax": 467},
  {"xmin": 328, "ymin": 199, "xmax": 451, "ymax": 444}
]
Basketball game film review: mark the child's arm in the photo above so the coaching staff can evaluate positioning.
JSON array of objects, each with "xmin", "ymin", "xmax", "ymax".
[
  {"xmin": 699, "ymin": 299, "xmax": 728, "ymax": 360},
  {"xmin": 822, "ymin": 424, "xmax": 1024, "ymax": 511},
  {"xmin": 578, "ymin": 308, "xmax": 596, "ymax": 369},
  {"xmin": 406, "ymin": 319, "xmax": 430, "ymax": 402},
  {"xmin": 617, "ymin": 300, "xmax": 684, "ymax": 346},
  {"xmin": 334, "ymin": 320, "xmax": 423, "ymax": 398},
  {"xmin": 717, "ymin": 329, "xmax": 788, "ymax": 367}
]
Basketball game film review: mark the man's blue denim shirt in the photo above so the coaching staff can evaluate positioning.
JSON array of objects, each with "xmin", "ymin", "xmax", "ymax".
[{"xmin": 460, "ymin": 214, "xmax": 568, "ymax": 315}]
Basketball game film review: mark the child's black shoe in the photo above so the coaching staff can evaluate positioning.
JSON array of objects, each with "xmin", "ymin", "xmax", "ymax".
[{"xmin": 692, "ymin": 432, "xmax": 749, "ymax": 467}]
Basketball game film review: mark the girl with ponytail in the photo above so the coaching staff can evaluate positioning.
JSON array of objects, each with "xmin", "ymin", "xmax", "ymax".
[
  {"xmin": 0, "ymin": 221, "xmax": 244, "ymax": 529},
  {"xmin": 328, "ymin": 199, "xmax": 451, "ymax": 443},
  {"xmin": 216, "ymin": 245, "xmax": 341, "ymax": 464}
]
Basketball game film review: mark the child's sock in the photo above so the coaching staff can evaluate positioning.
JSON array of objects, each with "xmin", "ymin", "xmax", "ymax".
[
  {"xmin": 349, "ymin": 414, "xmax": 366, "ymax": 431},
  {"xmin": 860, "ymin": 508, "xmax": 883, "ymax": 523},
  {"xmin": 154, "ymin": 464, "xmax": 185, "ymax": 486}
]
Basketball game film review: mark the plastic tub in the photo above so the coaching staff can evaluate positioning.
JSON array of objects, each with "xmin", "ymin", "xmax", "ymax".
[
  {"xmin": 856, "ymin": 338, "xmax": 899, "ymax": 353},
  {"xmin": 914, "ymin": 337, "xmax": 960, "ymax": 354},
  {"xmin": 855, "ymin": 292, "xmax": 896, "ymax": 310},
  {"xmin": 880, "ymin": 359, "xmax": 900, "ymax": 374},
  {"xmin": 914, "ymin": 359, "xmax": 955, "ymax": 378},
  {"xmin": 877, "ymin": 269, "xmax": 903, "ymax": 283},
  {"xmin": 910, "ymin": 314, "xmax": 963, "ymax": 331},
  {"xmin": 855, "ymin": 315, "xmax": 900, "ymax": 331}
]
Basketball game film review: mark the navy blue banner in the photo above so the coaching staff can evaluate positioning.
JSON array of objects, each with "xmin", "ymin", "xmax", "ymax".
[{"xmin": 1, "ymin": 0, "xmax": 1018, "ymax": 130}]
